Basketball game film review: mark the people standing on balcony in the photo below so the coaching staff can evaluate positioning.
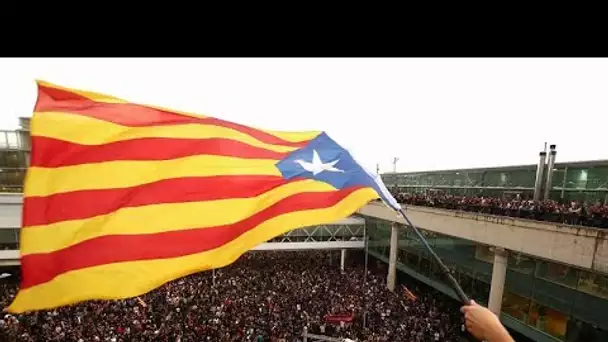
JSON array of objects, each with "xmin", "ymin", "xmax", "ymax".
[{"xmin": 391, "ymin": 192, "xmax": 608, "ymax": 229}]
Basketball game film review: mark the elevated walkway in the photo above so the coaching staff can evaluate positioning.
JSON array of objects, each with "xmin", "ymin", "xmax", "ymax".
[
  {"xmin": 358, "ymin": 202, "xmax": 608, "ymax": 273},
  {"xmin": 253, "ymin": 241, "xmax": 363, "ymax": 250},
  {"xmin": 359, "ymin": 202, "xmax": 608, "ymax": 342},
  {"xmin": 1, "ymin": 240, "xmax": 364, "ymax": 266}
]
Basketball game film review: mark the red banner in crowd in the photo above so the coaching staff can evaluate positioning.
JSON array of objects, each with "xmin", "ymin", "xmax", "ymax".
[
  {"xmin": 402, "ymin": 285, "xmax": 417, "ymax": 301},
  {"xmin": 324, "ymin": 313, "xmax": 355, "ymax": 324}
]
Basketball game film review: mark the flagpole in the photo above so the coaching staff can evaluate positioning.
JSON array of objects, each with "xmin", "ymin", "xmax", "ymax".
[
  {"xmin": 397, "ymin": 209, "xmax": 470, "ymax": 304},
  {"xmin": 363, "ymin": 223, "xmax": 369, "ymax": 330},
  {"xmin": 363, "ymin": 224, "xmax": 368, "ymax": 285},
  {"xmin": 396, "ymin": 208, "xmax": 478, "ymax": 342}
]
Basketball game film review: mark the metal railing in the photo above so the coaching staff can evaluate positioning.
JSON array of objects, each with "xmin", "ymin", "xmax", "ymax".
[{"xmin": 302, "ymin": 327, "xmax": 355, "ymax": 342}]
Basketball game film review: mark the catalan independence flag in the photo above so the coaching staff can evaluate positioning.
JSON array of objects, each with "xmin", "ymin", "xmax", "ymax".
[{"xmin": 8, "ymin": 81, "xmax": 400, "ymax": 313}]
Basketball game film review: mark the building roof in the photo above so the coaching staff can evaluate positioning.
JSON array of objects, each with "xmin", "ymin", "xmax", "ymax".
[{"xmin": 383, "ymin": 159, "xmax": 608, "ymax": 176}]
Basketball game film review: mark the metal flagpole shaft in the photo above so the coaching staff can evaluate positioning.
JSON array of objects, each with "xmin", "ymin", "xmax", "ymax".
[
  {"xmin": 363, "ymin": 225, "xmax": 368, "ymax": 285},
  {"xmin": 363, "ymin": 223, "xmax": 369, "ymax": 330},
  {"xmin": 397, "ymin": 209, "xmax": 470, "ymax": 304},
  {"xmin": 397, "ymin": 209, "xmax": 479, "ymax": 342}
]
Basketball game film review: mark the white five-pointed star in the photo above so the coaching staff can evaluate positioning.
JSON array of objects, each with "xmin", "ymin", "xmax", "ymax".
[{"xmin": 294, "ymin": 150, "xmax": 344, "ymax": 176}]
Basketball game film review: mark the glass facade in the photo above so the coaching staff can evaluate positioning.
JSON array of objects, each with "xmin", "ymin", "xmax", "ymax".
[
  {"xmin": 0, "ymin": 228, "xmax": 19, "ymax": 250},
  {"xmin": 363, "ymin": 215, "xmax": 608, "ymax": 342},
  {"xmin": 382, "ymin": 167, "xmax": 536, "ymax": 190},
  {"xmin": 382, "ymin": 161, "xmax": 608, "ymax": 203},
  {"xmin": 0, "ymin": 131, "xmax": 23, "ymax": 150},
  {"xmin": 0, "ymin": 128, "xmax": 29, "ymax": 193},
  {"xmin": 0, "ymin": 150, "xmax": 27, "ymax": 193},
  {"xmin": 550, "ymin": 166, "xmax": 608, "ymax": 202}
]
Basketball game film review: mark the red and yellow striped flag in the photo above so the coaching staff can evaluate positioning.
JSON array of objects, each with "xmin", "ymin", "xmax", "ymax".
[{"xmin": 8, "ymin": 81, "xmax": 388, "ymax": 313}]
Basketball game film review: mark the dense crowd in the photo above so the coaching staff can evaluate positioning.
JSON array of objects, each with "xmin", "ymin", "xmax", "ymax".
[
  {"xmin": 392, "ymin": 192, "xmax": 608, "ymax": 229},
  {"xmin": 0, "ymin": 251, "xmax": 464, "ymax": 342}
]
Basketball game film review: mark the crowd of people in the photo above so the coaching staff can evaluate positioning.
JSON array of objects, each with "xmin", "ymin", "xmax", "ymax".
[
  {"xmin": 392, "ymin": 192, "xmax": 608, "ymax": 229},
  {"xmin": 0, "ymin": 251, "xmax": 464, "ymax": 342}
]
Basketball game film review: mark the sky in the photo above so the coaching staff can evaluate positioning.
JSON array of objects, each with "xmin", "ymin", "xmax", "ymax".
[{"xmin": 0, "ymin": 58, "xmax": 606, "ymax": 173}]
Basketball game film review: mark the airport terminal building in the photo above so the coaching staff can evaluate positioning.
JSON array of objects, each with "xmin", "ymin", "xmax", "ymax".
[{"xmin": 381, "ymin": 153, "xmax": 608, "ymax": 204}]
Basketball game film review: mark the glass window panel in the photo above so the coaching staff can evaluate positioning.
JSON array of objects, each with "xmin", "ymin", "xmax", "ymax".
[
  {"xmin": 382, "ymin": 244, "xmax": 390, "ymax": 258},
  {"xmin": 566, "ymin": 318, "xmax": 608, "ymax": 342},
  {"xmin": 0, "ymin": 132, "xmax": 13, "ymax": 149},
  {"xmin": 372, "ymin": 244, "xmax": 383, "ymax": 256},
  {"xmin": 578, "ymin": 271, "xmax": 608, "ymax": 300},
  {"xmin": 405, "ymin": 251, "xmax": 420, "ymax": 271},
  {"xmin": 429, "ymin": 260, "xmax": 442, "ymax": 281},
  {"xmin": 3, "ymin": 151, "xmax": 24, "ymax": 168},
  {"xmin": 419, "ymin": 256, "xmax": 431, "ymax": 277},
  {"xmin": 433, "ymin": 244, "xmax": 454, "ymax": 261},
  {"xmin": 508, "ymin": 253, "xmax": 536, "ymax": 275},
  {"xmin": 477, "ymin": 169, "xmax": 535, "ymax": 188},
  {"xmin": 505, "ymin": 270, "xmax": 534, "ymax": 298},
  {"xmin": 586, "ymin": 166, "xmax": 608, "ymax": 190},
  {"xmin": 509, "ymin": 169, "xmax": 537, "ymax": 188},
  {"xmin": 502, "ymin": 291, "xmax": 530, "ymax": 322},
  {"xmin": 0, "ymin": 229, "xmax": 18, "ymax": 243},
  {"xmin": 476, "ymin": 271, "xmax": 492, "ymax": 284},
  {"xmin": 536, "ymin": 260, "xmax": 579, "ymax": 288},
  {"xmin": 565, "ymin": 168, "xmax": 589, "ymax": 189},
  {"xmin": 528, "ymin": 301, "xmax": 569, "ymax": 341},
  {"xmin": 571, "ymin": 291, "xmax": 608, "ymax": 330},
  {"xmin": 0, "ymin": 228, "xmax": 18, "ymax": 250},
  {"xmin": 473, "ymin": 261, "xmax": 493, "ymax": 279},
  {"xmin": 397, "ymin": 248, "xmax": 408, "ymax": 264},
  {"xmin": 533, "ymin": 278, "xmax": 575, "ymax": 314},
  {"xmin": 465, "ymin": 171, "xmax": 484, "ymax": 187},
  {"xmin": 551, "ymin": 168, "xmax": 566, "ymax": 188},
  {"xmin": 7, "ymin": 132, "xmax": 19, "ymax": 149},
  {"xmin": 483, "ymin": 171, "xmax": 503, "ymax": 187},
  {"xmin": 398, "ymin": 228, "xmax": 408, "ymax": 241},
  {"xmin": 381, "ymin": 174, "xmax": 396, "ymax": 186},
  {"xmin": 471, "ymin": 277, "xmax": 490, "ymax": 305}
]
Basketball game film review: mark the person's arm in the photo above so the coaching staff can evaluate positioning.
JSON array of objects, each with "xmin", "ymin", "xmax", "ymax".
[{"xmin": 460, "ymin": 300, "xmax": 515, "ymax": 342}]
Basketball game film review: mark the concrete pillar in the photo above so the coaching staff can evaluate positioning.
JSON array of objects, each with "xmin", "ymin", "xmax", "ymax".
[
  {"xmin": 340, "ymin": 249, "xmax": 346, "ymax": 271},
  {"xmin": 488, "ymin": 247, "xmax": 508, "ymax": 315},
  {"xmin": 533, "ymin": 152, "xmax": 547, "ymax": 201},
  {"xmin": 543, "ymin": 145, "xmax": 557, "ymax": 200},
  {"xmin": 387, "ymin": 223, "xmax": 399, "ymax": 292}
]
